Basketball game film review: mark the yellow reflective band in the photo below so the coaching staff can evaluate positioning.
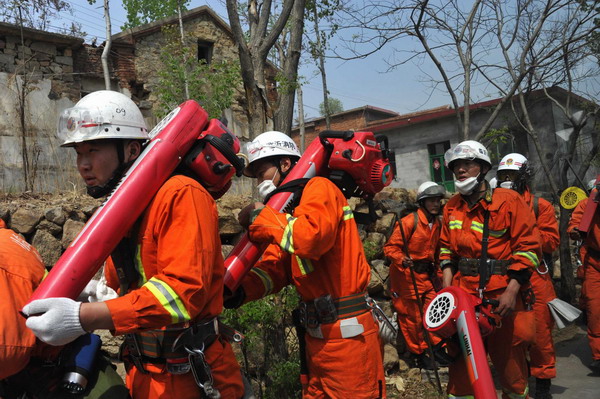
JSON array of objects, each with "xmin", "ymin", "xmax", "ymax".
[
  {"xmin": 448, "ymin": 395, "xmax": 475, "ymax": 399},
  {"xmin": 145, "ymin": 277, "xmax": 191, "ymax": 324},
  {"xmin": 514, "ymin": 251, "xmax": 539, "ymax": 267},
  {"xmin": 296, "ymin": 255, "xmax": 314, "ymax": 275},
  {"xmin": 503, "ymin": 385, "xmax": 529, "ymax": 399},
  {"xmin": 135, "ymin": 244, "xmax": 147, "ymax": 285},
  {"xmin": 342, "ymin": 206, "xmax": 354, "ymax": 221},
  {"xmin": 471, "ymin": 221, "xmax": 484, "ymax": 234},
  {"xmin": 489, "ymin": 228, "xmax": 507, "ymax": 238},
  {"xmin": 440, "ymin": 247, "xmax": 453, "ymax": 255},
  {"xmin": 250, "ymin": 268, "xmax": 274, "ymax": 296},
  {"xmin": 279, "ymin": 214, "xmax": 297, "ymax": 254},
  {"xmin": 449, "ymin": 220, "xmax": 463, "ymax": 230}
]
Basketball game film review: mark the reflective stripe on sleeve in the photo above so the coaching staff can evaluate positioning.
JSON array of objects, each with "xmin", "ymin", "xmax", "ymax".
[
  {"xmin": 250, "ymin": 268, "xmax": 274, "ymax": 296},
  {"xmin": 514, "ymin": 251, "xmax": 540, "ymax": 268},
  {"xmin": 135, "ymin": 244, "xmax": 148, "ymax": 285},
  {"xmin": 440, "ymin": 247, "xmax": 453, "ymax": 256},
  {"xmin": 144, "ymin": 277, "xmax": 191, "ymax": 324},
  {"xmin": 295, "ymin": 255, "xmax": 314, "ymax": 275},
  {"xmin": 503, "ymin": 385, "xmax": 529, "ymax": 399},
  {"xmin": 279, "ymin": 214, "xmax": 297, "ymax": 254},
  {"xmin": 342, "ymin": 206, "xmax": 354, "ymax": 221}
]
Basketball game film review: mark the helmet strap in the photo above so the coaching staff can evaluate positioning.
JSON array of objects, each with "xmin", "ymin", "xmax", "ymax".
[{"xmin": 86, "ymin": 141, "xmax": 132, "ymax": 199}]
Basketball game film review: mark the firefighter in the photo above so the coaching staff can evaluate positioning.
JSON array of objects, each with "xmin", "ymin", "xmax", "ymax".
[
  {"xmin": 440, "ymin": 140, "xmax": 539, "ymax": 399},
  {"xmin": 568, "ymin": 176, "xmax": 600, "ymax": 375},
  {"xmin": 229, "ymin": 131, "xmax": 386, "ymax": 398},
  {"xmin": 23, "ymin": 91, "xmax": 245, "ymax": 399},
  {"xmin": 497, "ymin": 153, "xmax": 560, "ymax": 399},
  {"xmin": 0, "ymin": 218, "xmax": 128, "ymax": 398},
  {"xmin": 383, "ymin": 181, "xmax": 448, "ymax": 370}
]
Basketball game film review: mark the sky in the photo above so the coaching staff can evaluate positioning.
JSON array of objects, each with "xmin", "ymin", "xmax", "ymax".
[{"xmin": 48, "ymin": 0, "xmax": 458, "ymax": 120}]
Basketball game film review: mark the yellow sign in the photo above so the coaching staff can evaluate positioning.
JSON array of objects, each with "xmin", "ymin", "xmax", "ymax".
[{"xmin": 559, "ymin": 186, "xmax": 587, "ymax": 209}]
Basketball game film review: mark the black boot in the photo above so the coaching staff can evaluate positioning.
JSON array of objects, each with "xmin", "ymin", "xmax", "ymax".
[
  {"xmin": 413, "ymin": 353, "xmax": 437, "ymax": 370},
  {"xmin": 589, "ymin": 359, "xmax": 600, "ymax": 375},
  {"xmin": 534, "ymin": 378, "xmax": 552, "ymax": 399},
  {"xmin": 432, "ymin": 346, "xmax": 453, "ymax": 367}
]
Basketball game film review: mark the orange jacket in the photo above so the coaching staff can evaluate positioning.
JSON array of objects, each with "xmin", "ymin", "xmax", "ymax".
[
  {"xmin": 243, "ymin": 176, "xmax": 370, "ymax": 302},
  {"xmin": 439, "ymin": 187, "xmax": 541, "ymax": 293},
  {"xmin": 569, "ymin": 193, "xmax": 600, "ymax": 252},
  {"xmin": 105, "ymin": 175, "xmax": 225, "ymax": 334},
  {"xmin": 0, "ymin": 219, "xmax": 47, "ymax": 379},
  {"xmin": 384, "ymin": 208, "xmax": 440, "ymax": 265},
  {"xmin": 523, "ymin": 190, "xmax": 559, "ymax": 254}
]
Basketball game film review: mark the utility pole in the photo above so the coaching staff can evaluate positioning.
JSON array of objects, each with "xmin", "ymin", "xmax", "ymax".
[
  {"xmin": 101, "ymin": 0, "xmax": 112, "ymax": 90},
  {"xmin": 297, "ymin": 85, "xmax": 306, "ymax": 152}
]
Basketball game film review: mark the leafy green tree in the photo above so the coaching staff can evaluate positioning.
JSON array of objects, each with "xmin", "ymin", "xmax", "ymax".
[
  {"xmin": 154, "ymin": 26, "xmax": 241, "ymax": 119},
  {"xmin": 318, "ymin": 98, "xmax": 343, "ymax": 116},
  {"xmin": 121, "ymin": 0, "xmax": 189, "ymax": 29},
  {"xmin": 222, "ymin": 287, "xmax": 302, "ymax": 398}
]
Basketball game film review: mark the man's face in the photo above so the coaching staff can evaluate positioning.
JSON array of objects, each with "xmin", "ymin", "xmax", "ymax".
[
  {"xmin": 74, "ymin": 140, "xmax": 120, "ymax": 188},
  {"xmin": 452, "ymin": 159, "xmax": 482, "ymax": 180},
  {"xmin": 423, "ymin": 197, "xmax": 442, "ymax": 215}
]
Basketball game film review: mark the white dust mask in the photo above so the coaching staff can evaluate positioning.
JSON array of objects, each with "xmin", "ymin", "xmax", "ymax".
[
  {"xmin": 499, "ymin": 181, "xmax": 514, "ymax": 189},
  {"xmin": 257, "ymin": 169, "xmax": 279, "ymax": 201},
  {"xmin": 454, "ymin": 174, "xmax": 480, "ymax": 195}
]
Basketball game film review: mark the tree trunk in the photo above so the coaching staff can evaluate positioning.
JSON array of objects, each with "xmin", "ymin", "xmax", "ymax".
[
  {"xmin": 101, "ymin": 0, "xmax": 112, "ymax": 90},
  {"xmin": 273, "ymin": 0, "xmax": 306, "ymax": 134}
]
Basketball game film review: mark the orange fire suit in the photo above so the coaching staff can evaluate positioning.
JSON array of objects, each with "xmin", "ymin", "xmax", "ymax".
[
  {"xmin": 104, "ymin": 175, "xmax": 244, "ymax": 399},
  {"xmin": 0, "ymin": 219, "xmax": 47, "ymax": 380},
  {"xmin": 439, "ymin": 187, "xmax": 539, "ymax": 399},
  {"xmin": 568, "ymin": 193, "xmax": 600, "ymax": 362},
  {"xmin": 523, "ymin": 190, "xmax": 559, "ymax": 380},
  {"xmin": 241, "ymin": 177, "xmax": 386, "ymax": 399},
  {"xmin": 383, "ymin": 208, "xmax": 442, "ymax": 355}
]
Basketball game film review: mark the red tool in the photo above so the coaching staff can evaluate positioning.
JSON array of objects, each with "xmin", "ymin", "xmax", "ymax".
[{"xmin": 224, "ymin": 130, "xmax": 395, "ymax": 292}]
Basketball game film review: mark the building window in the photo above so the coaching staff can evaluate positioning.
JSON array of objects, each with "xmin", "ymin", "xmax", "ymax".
[
  {"xmin": 198, "ymin": 40, "xmax": 214, "ymax": 64},
  {"xmin": 428, "ymin": 141, "xmax": 455, "ymax": 192}
]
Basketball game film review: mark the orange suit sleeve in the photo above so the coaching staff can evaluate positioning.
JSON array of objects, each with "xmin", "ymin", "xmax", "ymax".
[{"xmin": 537, "ymin": 198, "xmax": 560, "ymax": 254}]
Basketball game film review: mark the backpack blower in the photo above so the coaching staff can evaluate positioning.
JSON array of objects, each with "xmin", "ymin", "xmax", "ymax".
[
  {"xmin": 424, "ymin": 286, "xmax": 498, "ymax": 399},
  {"xmin": 27, "ymin": 100, "xmax": 245, "ymax": 303},
  {"xmin": 223, "ymin": 130, "xmax": 396, "ymax": 293}
]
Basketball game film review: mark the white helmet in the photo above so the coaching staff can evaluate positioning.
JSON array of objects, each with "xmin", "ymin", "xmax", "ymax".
[
  {"xmin": 243, "ymin": 131, "xmax": 301, "ymax": 177},
  {"xmin": 588, "ymin": 178, "xmax": 598, "ymax": 191},
  {"xmin": 444, "ymin": 140, "xmax": 491, "ymax": 170},
  {"xmin": 416, "ymin": 181, "xmax": 446, "ymax": 202},
  {"xmin": 498, "ymin": 153, "xmax": 527, "ymax": 172},
  {"xmin": 58, "ymin": 90, "xmax": 148, "ymax": 147}
]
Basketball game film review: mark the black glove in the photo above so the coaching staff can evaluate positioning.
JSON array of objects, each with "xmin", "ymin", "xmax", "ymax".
[{"xmin": 223, "ymin": 286, "xmax": 246, "ymax": 309}]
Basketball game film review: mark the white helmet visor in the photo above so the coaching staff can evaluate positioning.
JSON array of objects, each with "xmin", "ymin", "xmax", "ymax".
[{"xmin": 58, "ymin": 107, "xmax": 110, "ymax": 144}]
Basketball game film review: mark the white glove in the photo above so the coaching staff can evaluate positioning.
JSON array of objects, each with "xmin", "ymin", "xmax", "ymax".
[
  {"xmin": 378, "ymin": 312, "xmax": 399, "ymax": 345},
  {"xmin": 80, "ymin": 276, "xmax": 118, "ymax": 303},
  {"xmin": 23, "ymin": 298, "xmax": 86, "ymax": 346}
]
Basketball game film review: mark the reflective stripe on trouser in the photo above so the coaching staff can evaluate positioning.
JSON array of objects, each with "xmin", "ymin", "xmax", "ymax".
[
  {"xmin": 446, "ymin": 293, "xmax": 534, "ymax": 399},
  {"xmin": 304, "ymin": 311, "xmax": 386, "ymax": 399},
  {"xmin": 125, "ymin": 337, "xmax": 243, "ymax": 399},
  {"xmin": 529, "ymin": 271, "xmax": 557, "ymax": 379}
]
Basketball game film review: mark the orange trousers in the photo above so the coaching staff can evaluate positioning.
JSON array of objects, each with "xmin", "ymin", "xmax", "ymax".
[
  {"xmin": 303, "ymin": 311, "xmax": 386, "ymax": 399},
  {"xmin": 580, "ymin": 249, "xmax": 600, "ymax": 361},
  {"xmin": 447, "ymin": 293, "xmax": 535, "ymax": 399},
  {"xmin": 392, "ymin": 284, "xmax": 441, "ymax": 355},
  {"xmin": 529, "ymin": 270, "xmax": 557, "ymax": 379},
  {"xmin": 125, "ymin": 337, "xmax": 244, "ymax": 399}
]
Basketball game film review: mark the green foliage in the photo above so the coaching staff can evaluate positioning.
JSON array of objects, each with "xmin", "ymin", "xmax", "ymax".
[
  {"xmin": 482, "ymin": 126, "xmax": 514, "ymax": 165},
  {"xmin": 221, "ymin": 287, "xmax": 302, "ymax": 398},
  {"xmin": 155, "ymin": 26, "xmax": 241, "ymax": 119},
  {"xmin": 362, "ymin": 239, "xmax": 380, "ymax": 262},
  {"xmin": 318, "ymin": 98, "xmax": 344, "ymax": 116},
  {"xmin": 121, "ymin": 0, "xmax": 189, "ymax": 29}
]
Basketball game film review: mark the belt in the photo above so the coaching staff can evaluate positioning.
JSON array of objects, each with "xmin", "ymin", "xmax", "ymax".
[
  {"xmin": 458, "ymin": 258, "xmax": 511, "ymax": 276},
  {"xmin": 412, "ymin": 261, "xmax": 433, "ymax": 274},
  {"xmin": 298, "ymin": 291, "xmax": 369, "ymax": 329}
]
